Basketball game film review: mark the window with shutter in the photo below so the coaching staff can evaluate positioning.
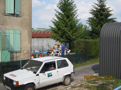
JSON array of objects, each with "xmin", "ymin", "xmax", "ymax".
[
  {"xmin": 5, "ymin": 0, "xmax": 21, "ymax": 15},
  {"xmin": 15, "ymin": 0, "xmax": 20, "ymax": 14},
  {"xmin": 13, "ymin": 30, "xmax": 20, "ymax": 51},
  {"xmin": 5, "ymin": 0, "xmax": 14, "ymax": 14},
  {"xmin": 5, "ymin": 30, "xmax": 20, "ymax": 51}
]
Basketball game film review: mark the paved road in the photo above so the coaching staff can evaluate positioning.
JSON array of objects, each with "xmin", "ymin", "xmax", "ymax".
[{"xmin": 0, "ymin": 63, "xmax": 99, "ymax": 90}]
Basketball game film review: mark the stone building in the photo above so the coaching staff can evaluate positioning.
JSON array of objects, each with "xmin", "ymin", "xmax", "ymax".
[{"xmin": 0, "ymin": 0, "xmax": 32, "ymax": 61}]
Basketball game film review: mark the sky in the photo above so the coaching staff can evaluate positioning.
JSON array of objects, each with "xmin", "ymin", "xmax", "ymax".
[{"xmin": 32, "ymin": 0, "xmax": 121, "ymax": 29}]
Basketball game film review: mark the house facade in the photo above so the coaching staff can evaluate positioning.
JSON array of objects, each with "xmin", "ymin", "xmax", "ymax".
[{"xmin": 0, "ymin": 0, "xmax": 32, "ymax": 61}]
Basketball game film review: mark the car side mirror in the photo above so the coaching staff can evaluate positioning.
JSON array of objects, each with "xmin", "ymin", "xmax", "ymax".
[{"xmin": 36, "ymin": 74, "xmax": 39, "ymax": 76}]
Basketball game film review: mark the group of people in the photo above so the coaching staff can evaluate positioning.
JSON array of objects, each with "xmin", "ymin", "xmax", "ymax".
[{"xmin": 47, "ymin": 44, "xmax": 71, "ymax": 56}]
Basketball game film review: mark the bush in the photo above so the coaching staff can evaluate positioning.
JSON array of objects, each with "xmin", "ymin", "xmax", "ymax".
[{"xmin": 74, "ymin": 39, "xmax": 99, "ymax": 59}]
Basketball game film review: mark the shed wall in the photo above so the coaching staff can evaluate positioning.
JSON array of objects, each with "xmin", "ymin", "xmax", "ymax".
[
  {"xmin": 99, "ymin": 23, "xmax": 121, "ymax": 79},
  {"xmin": 32, "ymin": 38, "xmax": 69, "ymax": 49}
]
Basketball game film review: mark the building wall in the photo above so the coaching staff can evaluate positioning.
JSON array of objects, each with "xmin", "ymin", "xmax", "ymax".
[
  {"xmin": 32, "ymin": 38, "xmax": 69, "ymax": 49},
  {"xmin": 32, "ymin": 38, "xmax": 60, "ymax": 49},
  {"xmin": 0, "ymin": 0, "xmax": 32, "ymax": 60}
]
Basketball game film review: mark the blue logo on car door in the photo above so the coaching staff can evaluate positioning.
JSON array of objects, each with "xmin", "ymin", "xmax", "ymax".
[{"xmin": 48, "ymin": 72, "xmax": 52, "ymax": 77}]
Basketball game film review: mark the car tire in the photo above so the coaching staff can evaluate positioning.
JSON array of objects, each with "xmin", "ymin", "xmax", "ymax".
[
  {"xmin": 24, "ymin": 84, "xmax": 35, "ymax": 90},
  {"xmin": 63, "ymin": 75, "xmax": 71, "ymax": 86}
]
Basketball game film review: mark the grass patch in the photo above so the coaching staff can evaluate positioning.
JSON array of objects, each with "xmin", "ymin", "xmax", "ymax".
[
  {"xmin": 85, "ymin": 77, "xmax": 121, "ymax": 90},
  {"xmin": 71, "ymin": 86, "xmax": 76, "ymax": 88},
  {"xmin": 87, "ymin": 79, "xmax": 98, "ymax": 84},
  {"xmin": 79, "ymin": 84, "xmax": 83, "ymax": 87},
  {"xmin": 74, "ymin": 58, "xmax": 99, "ymax": 68},
  {"xmin": 84, "ymin": 84, "xmax": 92, "ymax": 89},
  {"xmin": 99, "ymin": 77, "xmax": 121, "ymax": 89}
]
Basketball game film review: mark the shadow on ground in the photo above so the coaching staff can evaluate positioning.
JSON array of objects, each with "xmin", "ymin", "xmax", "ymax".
[{"xmin": 91, "ymin": 63, "xmax": 99, "ymax": 73}]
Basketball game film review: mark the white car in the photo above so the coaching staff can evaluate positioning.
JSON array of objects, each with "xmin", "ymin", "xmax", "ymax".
[{"xmin": 2, "ymin": 56, "xmax": 75, "ymax": 90}]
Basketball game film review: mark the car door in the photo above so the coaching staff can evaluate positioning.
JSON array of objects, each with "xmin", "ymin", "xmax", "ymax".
[
  {"xmin": 57, "ymin": 59, "xmax": 69, "ymax": 81},
  {"xmin": 39, "ymin": 61, "xmax": 59, "ymax": 87}
]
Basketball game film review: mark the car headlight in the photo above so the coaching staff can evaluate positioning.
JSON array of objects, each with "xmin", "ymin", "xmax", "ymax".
[{"xmin": 13, "ymin": 81, "xmax": 19, "ymax": 86}]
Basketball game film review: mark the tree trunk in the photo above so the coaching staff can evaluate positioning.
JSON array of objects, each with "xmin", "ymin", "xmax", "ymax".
[{"xmin": 69, "ymin": 41, "xmax": 74, "ymax": 52}]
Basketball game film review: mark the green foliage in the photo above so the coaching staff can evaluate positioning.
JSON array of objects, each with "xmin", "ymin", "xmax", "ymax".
[
  {"xmin": 74, "ymin": 58, "xmax": 99, "ymax": 68},
  {"xmin": 50, "ymin": 0, "xmax": 83, "ymax": 50},
  {"xmin": 87, "ymin": 0, "xmax": 116, "ymax": 39},
  {"xmin": 74, "ymin": 39, "xmax": 99, "ymax": 59},
  {"xmin": 78, "ymin": 25, "xmax": 92, "ymax": 39}
]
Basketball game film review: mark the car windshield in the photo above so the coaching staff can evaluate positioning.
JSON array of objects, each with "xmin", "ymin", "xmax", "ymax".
[{"xmin": 23, "ymin": 60, "xmax": 43, "ymax": 73}]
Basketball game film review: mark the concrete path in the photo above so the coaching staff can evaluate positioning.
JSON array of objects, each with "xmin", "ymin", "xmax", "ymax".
[{"xmin": 0, "ymin": 63, "xmax": 99, "ymax": 90}]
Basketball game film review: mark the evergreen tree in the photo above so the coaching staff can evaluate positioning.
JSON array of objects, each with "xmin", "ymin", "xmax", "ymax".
[
  {"xmin": 79, "ymin": 25, "xmax": 92, "ymax": 39},
  {"xmin": 87, "ymin": 0, "xmax": 116, "ymax": 39},
  {"xmin": 50, "ymin": 0, "xmax": 83, "ymax": 49}
]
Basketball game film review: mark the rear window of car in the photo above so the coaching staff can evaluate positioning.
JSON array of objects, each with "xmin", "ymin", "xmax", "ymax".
[{"xmin": 57, "ymin": 60, "xmax": 68, "ymax": 69}]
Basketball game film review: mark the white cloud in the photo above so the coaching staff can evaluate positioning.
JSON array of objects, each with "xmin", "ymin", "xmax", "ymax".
[
  {"xmin": 32, "ymin": 0, "xmax": 46, "ymax": 7},
  {"xmin": 106, "ymin": 0, "xmax": 121, "ymax": 22},
  {"xmin": 39, "ymin": 14, "xmax": 53, "ymax": 20},
  {"xmin": 35, "ymin": 24, "xmax": 38, "ymax": 27},
  {"xmin": 45, "ymin": 4, "xmax": 57, "ymax": 10},
  {"xmin": 55, "ymin": 0, "xmax": 60, "ymax": 4},
  {"xmin": 32, "ymin": 0, "xmax": 121, "ymax": 28},
  {"xmin": 44, "ymin": 23, "xmax": 50, "ymax": 26},
  {"xmin": 33, "ymin": 4, "xmax": 58, "ymax": 21},
  {"xmin": 75, "ymin": 0, "xmax": 95, "ymax": 20}
]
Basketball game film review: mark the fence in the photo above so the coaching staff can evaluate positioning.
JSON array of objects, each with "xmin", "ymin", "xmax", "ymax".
[
  {"xmin": 0, "ymin": 52, "xmax": 88, "ymax": 78},
  {"xmin": 61, "ymin": 52, "xmax": 88, "ymax": 64},
  {"xmin": 0, "ymin": 59, "xmax": 29, "ymax": 78}
]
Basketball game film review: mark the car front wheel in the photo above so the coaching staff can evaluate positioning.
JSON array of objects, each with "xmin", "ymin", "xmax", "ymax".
[
  {"xmin": 24, "ymin": 84, "xmax": 35, "ymax": 90},
  {"xmin": 63, "ymin": 75, "xmax": 71, "ymax": 86}
]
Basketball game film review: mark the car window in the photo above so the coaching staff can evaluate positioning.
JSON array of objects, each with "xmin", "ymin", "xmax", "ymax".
[
  {"xmin": 57, "ymin": 60, "xmax": 68, "ymax": 69},
  {"xmin": 23, "ymin": 60, "xmax": 43, "ymax": 73},
  {"xmin": 40, "ymin": 61, "xmax": 56, "ymax": 73}
]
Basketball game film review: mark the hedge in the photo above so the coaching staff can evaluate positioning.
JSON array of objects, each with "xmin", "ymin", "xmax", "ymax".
[{"xmin": 74, "ymin": 39, "xmax": 99, "ymax": 59}]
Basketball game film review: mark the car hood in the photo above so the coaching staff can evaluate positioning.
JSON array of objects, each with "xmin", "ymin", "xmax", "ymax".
[{"xmin": 4, "ymin": 69, "xmax": 35, "ymax": 81}]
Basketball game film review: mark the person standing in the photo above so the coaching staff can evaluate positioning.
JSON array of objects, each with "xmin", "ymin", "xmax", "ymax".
[{"xmin": 61, "ymin": 44, "xmax": 65, "ymax": 56}]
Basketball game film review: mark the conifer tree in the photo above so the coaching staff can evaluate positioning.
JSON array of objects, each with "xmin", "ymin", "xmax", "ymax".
[
  {"xmin": 50, "ymin": 0, "xmax": 83, "ymax": 49},
  {"xmin": 87, "ymin": 0, "xmax": 116, "ymax": 39}
]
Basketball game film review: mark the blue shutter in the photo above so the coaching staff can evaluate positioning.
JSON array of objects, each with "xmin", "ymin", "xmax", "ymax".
[
  {"xmin": 0, "ymin": 34, "xmax": 1, "ymax": 50},
  {"xmin": 15, "ymin": 0, "xmax": 20, "ymax": 14},
  {"xmin": 13, "ymin": 30, "xmax": 20, "ymax": 51},
  {"xmin": 1, "ymin": 50, "xmax": 10, "ymax": 62},
  {"xmin": 5, "ymin": 0, "xmax": 14, "ymax": 14}
]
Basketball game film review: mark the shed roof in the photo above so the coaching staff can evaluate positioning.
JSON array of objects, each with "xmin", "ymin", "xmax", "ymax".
[
  {"xmin": 32, "ymin": 31, "xmax": 52, "ymax": 38},
  {"xmin": 100, "ymin": 22, "xmax": 121, "ymax": 39}
]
